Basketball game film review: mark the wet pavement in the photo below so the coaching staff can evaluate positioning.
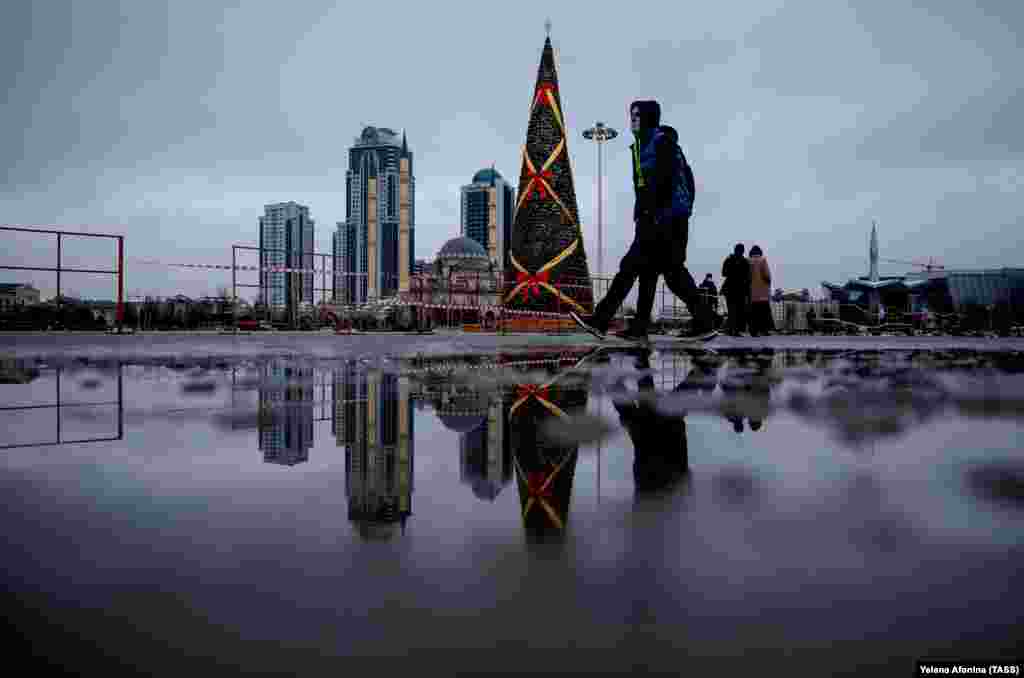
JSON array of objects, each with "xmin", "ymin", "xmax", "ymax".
[{"xmin": 2, "ymin": 335, "xmax": 1023, "ymax": 674}]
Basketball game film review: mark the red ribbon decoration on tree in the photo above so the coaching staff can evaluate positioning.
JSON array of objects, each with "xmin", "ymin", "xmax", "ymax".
[
  {"xmin": 523, "ymin": 166, "xmax": 553, "ymax": 202},
  {"xmin": 527, "ymin": 471, "xmax": 554, "ymax": 499},
  {"xmin": 515, "ymin": 269, "xmax": 550, "ymax": 301},
  {"xmin": 515, "ymin": 383, "xmax": 550, "ymax": 402},
  {"xmin": 534, "ymin": 82, "xmax": 557, "ymax": 108}
]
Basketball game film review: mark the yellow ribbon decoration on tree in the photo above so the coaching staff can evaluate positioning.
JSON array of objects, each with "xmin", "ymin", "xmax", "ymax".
[
  {"xmin": 513, "ymin": 453, "xmax": 573, "ymax": 529},
  {"xmin": 505, "ymin": 245, "xmax": 586, "ymax": 314},
  {"xmin": 506, "ymin": 78, "xmax": 589, "ymax": 315}
]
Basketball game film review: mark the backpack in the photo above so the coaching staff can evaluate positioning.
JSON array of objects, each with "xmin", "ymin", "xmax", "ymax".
[
  {"xmin": 636, "ymin": 129, "xmax": 697, "ymax": 219},
  {"xmin": 673, "ymin": 143, "xmax": 696, "ymax": 217}
]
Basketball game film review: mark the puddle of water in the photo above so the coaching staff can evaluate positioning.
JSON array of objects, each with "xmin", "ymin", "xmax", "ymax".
[{"xmin": 1, "ymin": 347, "xmax": 1022, "ymax": 671}]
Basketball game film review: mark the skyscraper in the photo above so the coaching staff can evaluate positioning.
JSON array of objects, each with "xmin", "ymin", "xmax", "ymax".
[
  {"xmin": 259, "ymin": 202, "xmax": 315, "ymax": 311},
  {"xmin": 334, "ymin": 127, "xmax": 415, "ymax": 305},
  {"xmin": 460, "ymin": 167, "xmax": 516, "ymax": 269}
]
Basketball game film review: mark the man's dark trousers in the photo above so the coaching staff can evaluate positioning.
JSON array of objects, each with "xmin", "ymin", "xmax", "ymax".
[
  {"xmin": 592, "ymin": 216, "xmax": 702, "ymax": 333},
  {"xmin": 726, "ymin": 292, "xmax": 748, "ymax": 335}
]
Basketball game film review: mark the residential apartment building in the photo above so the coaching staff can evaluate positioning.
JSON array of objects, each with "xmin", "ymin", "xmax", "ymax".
[{"xmin": 259, "ymin": 202, "xmax": 315, "ymax": 311}]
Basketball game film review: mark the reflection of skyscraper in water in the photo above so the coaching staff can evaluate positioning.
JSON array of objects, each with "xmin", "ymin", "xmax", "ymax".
[
  {"xmin": 334, "ymin": 366, "xmax": 414, "ymax": 538},
  {"xmin": 258, "ymin": 362, "xmax": 314, "ymax": 466},
  {"xmin": 433, "ymin": 385, "xmax": 510, "ymax": 502},
  {"xmin": 461, "ymin": 397, "xmax": 510, "ymax": 501}
]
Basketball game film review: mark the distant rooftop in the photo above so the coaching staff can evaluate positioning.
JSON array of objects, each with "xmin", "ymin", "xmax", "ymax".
[
  {"xmin": 354, "ymin": 126, "xmax": 402, "ymax": 147},
  {"xmin": 471, "ymin": 167, "xmax": 503, "ymax": 184}
]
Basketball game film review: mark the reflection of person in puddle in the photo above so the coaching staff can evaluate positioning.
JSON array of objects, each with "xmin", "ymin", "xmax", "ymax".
[
  {"xmin": 719, "ymin": 353, "xmax": 775, "ymax": 433},
  {"xmin": 610, "ymin": 349, "xmax": 690, "ymax": 495}
]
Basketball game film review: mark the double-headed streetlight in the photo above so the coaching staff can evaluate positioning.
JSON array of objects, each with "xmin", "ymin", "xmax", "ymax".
[
  {"xmin": 582, "ymin": 121, "xmax": 618, "ymax": 295},
  {"xmin": 582, "ymin": 120, "xmax": 617, "ymax": 508}
]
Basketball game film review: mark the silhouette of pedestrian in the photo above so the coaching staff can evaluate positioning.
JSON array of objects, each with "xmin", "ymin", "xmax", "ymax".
[
  {"xmin": 721, "ymin": 243, "xmax": 750, "ymax": 336},
  {"xmin": 571, "ymin": 100, "xmax": 715, "ymax": 342}
]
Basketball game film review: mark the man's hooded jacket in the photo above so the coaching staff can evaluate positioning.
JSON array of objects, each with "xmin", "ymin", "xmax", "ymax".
[{"xmin": 629, "ymin": 100, "xmax": 695, "ymax": 224}]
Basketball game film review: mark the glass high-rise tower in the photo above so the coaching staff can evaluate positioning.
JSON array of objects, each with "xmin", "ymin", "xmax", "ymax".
[
  {"xmin": 460, "ymin": 167, "xmax": 515, "ymax": 270},
  {"xmin": 334, "ymin": 127, "xmax": 414, "ymax": 304},
  {"xmin": 259, "ymin": 202, "xmax": 314, "ymax": 311}
]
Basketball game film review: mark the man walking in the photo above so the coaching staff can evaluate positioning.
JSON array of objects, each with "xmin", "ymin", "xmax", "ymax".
[
  {"xmin": 721, "ymin": 243, "xmax": 750, "ymax": 336},
  {"xmin": 570, "ymin": 100, "xmax": 716, "ymax": 342}
]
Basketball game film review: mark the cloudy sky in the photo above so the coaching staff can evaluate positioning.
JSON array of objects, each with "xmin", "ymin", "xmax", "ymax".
[{"xmin": 2, "ymin": 0, "xmax": 1021, "ymax": 301}]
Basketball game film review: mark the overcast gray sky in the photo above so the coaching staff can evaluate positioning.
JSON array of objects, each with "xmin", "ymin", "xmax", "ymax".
[{"xmin": 2, "ymin": 0, "xmax": 1021, "ymax": 301}]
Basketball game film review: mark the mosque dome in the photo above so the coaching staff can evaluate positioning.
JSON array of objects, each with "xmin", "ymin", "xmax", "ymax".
[
  {"xmin": 437, "ymin": 236, "xmax": 488, "ymax": 261},
  {"xmin": 433, "ymin": 389, "xmax": 490, "ymax": 433},
  {"xmin": 472, "ymin": 167, "xmax": 503, "ymax": 184},
  {"xmin": 438, "ymin": 413, "xmax": 487, "ymax": 433},
  {"xmin": 470, "ymin": 476, "xmax": 504, "ymax": 502}
]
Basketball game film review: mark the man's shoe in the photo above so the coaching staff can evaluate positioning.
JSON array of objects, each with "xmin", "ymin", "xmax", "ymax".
[
  {"xmin": 569, "ymin": 311, "xmax": 607, "ymax": 340},
  {"xmin": 678, "ymin": 316, "xmax": 719, "ymax": 342},
  {"xmin": 678, "ymin": 326, "xmax": 720, "ymax": 342}
]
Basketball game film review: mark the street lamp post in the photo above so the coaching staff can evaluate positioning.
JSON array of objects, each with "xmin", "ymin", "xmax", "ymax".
[{"xmin": 582, "ymin": 122, "xmax": 618, "ymax": 297}]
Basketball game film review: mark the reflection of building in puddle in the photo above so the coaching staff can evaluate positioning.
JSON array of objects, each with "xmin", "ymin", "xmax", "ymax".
[
  {"xmin": 499, "ymin": 350, "xmax": 591, "ymax": 538},
  {"xmin": 334, "ymin": 366, "xmax": 413, "ymax": 539},
  {"xmin": 258, "ymin": 363, "xmax": 314, "ymax": 466},
  {"xmin": 432, "ymin": 385, "xmax": 510, "ymax": 502}
]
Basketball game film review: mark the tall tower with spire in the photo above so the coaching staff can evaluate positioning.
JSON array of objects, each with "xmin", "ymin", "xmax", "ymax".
[
  {"xmin": 335, "ymin": 126, "xmax": 414, "ymax": 304},
  {"xmin": 502, "ymin": 29, "xmax": 594, "ymax": 325},
  {"xmin": 869, "ymin": 220, "xmax": 879, "ymax": 282},
  {"xmin": 398, "ymin": 130, "xmax": 414, "ymax": 294}
]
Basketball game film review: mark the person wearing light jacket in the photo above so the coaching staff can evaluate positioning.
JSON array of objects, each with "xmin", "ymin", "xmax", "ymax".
[{"xmin": 748, "ymin": 245, "xmax": 775, "ymax": 337}]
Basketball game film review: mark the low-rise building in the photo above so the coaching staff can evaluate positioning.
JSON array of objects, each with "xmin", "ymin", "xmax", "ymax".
[{"xmin": 0, "ymin": 284, "xmax": 41, "ymax": 311}]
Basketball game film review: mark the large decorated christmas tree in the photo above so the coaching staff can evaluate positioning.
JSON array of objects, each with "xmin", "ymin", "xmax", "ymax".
[{"xmin": 502, "ymin": 30, "xmax": 594, "ymax": 325}]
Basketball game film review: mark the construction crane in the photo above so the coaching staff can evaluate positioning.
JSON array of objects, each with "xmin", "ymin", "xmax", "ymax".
[{"xmin": 880, "ymin": 257, "xmax": 945, "ymax": 272}]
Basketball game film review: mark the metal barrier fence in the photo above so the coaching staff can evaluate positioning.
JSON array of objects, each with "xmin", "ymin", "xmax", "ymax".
[
  {"xmin": 117, "ymin": 251, "xmax": 1020, "ymax": 334},
  {"xmin": 0, "ymin": 225, "xmax": 125, "ymax": 330}
]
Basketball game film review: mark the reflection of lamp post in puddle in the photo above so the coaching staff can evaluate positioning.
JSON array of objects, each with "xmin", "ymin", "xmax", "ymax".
[{"xmin": 583, "ymin": 121, "xmax": 619, "ymax": 299}]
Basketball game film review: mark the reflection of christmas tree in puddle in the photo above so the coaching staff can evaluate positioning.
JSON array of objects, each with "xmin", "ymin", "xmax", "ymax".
[{"xmin": 500, "ymin": 349, "xmax": 592, "ymax": 537}]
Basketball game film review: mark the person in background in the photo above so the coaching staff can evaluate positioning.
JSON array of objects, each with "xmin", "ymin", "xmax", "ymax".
[
  {"xmin": 721, "ymin": 243, "xmax": 750, "ymax": 337},
  {"xmin": 700, "ymin": 273, "xmax": 719, "ymax": 324},
  {"xmin": 748, "ymin": 245, "xmax": 774, "ymax": 337}
]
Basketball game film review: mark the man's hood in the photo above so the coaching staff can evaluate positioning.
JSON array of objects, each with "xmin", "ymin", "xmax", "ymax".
[
  {"xmin": 659, "ymin": 125, "xmax": 679, "ymax": 144},
  {"xmin": 630, "ymin": 100, "xmax": 661, "ymax": 131}
]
